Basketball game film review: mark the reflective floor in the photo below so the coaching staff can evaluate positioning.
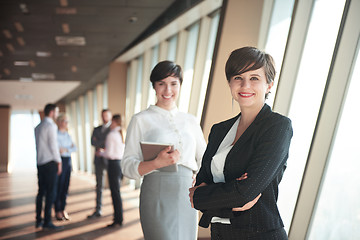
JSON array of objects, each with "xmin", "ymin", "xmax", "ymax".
[{"xmin": 0, "ymin": 171, "xmax": 144, "ymax": 240}]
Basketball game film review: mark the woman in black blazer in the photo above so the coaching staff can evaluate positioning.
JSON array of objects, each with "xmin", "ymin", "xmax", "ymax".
[{"xmin": 189, "ymin": 46, "xmax": 293, "ymax": 239}]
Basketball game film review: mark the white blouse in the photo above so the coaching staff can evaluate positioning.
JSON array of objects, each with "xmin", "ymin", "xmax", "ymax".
[
  {"xmin": 104, "ymin": 126, "xmax": 125, "ymax": 160},
  {"xmin": 210, "ymin": 116, "xmax": 240, "ymax": 224},
  {"xmin": 121, "ymin": 105, "xmax": 206, "ymax": 179}
]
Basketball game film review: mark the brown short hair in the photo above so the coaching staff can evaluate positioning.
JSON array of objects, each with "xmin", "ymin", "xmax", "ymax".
[
  {"xmin": 150, "ymin": 60, "xmax": 183, "ymax": 88},
  {"xmin": 225, "ymin": 47, "xmax": 276, "ymax": 84}
]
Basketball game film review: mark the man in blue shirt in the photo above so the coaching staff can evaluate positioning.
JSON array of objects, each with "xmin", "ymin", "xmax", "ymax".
[{"xmin": 34, "ymin": 103, "xmax": 63, "ymax": 230}]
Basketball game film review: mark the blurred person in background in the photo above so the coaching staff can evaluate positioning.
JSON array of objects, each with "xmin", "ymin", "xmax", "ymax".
[
  {"xmin": 102, "ymin": 114, "xmax": 125, "ymax": 228},
  {"xmin": 88, "ymin": 109, "xmax": 112, "ymax": 219},
  {"xmin": 34, "ymin": 103, "xmax": 63, "ymax": 230},
  {"xmin": 55, "ymin": 113, "xmax": 76, "ymax": 221}
]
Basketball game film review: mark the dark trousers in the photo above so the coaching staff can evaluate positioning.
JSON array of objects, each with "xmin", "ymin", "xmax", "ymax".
[
  {"xmin": 107, "ymin": 160, "xmax": 123, "ymax": 223},
  {"xmin": 36, "ymin": 161, "xmax": 58, "ymax": 225},
  {"xmin": 211, "ymin": 223, "xmax": 288, "ymax": 240},
  {"xmin": 55, "ymin": 157, "xmax": 71, "ymax": 212},
  {"xmin": 94, "ymin": 156, "xmax": 107, "ymax": 213}
]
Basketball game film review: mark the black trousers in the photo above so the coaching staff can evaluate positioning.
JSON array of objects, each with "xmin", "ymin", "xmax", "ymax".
[
  {"xmin": 94, "ymin": 156, "xmax": 107, "ymax": 213},
  {"xmin": 55, "ymin": 156, "xmax": 71, "ymax": 212},
  {"xmin": 36, "ymin": 161, "xmax": 58, "ymax": 225},
  {"xmin": 211, "ymin": 223, "xmax": 288, "ymax": 240},
  {"xmin": 107, "ymin": 160, "xmax": 123, "ymax": 223}
]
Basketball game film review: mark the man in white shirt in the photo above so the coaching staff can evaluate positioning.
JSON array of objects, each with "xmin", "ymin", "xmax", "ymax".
[{"xmin": 34, "ymin": 103, "xmax": 63, "ymax": 230}]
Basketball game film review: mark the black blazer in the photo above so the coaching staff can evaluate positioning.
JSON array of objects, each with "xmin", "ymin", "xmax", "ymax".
[
  {"xmin": 194, "ymin": 104, "xmax": 293, "ymax": 231},
  {"xmin": 91, "ymin": 125, "xmax": 110, "ymax": 161}
]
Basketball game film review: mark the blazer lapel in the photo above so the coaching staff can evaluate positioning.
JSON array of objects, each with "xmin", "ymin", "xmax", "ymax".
[
  {"xmin": 204, "ymin": 115, "xmax": 239, "ymax": 179},
  {"xmin": 226, "ymin": 104, "xmax": 272, "ymax": 161}
]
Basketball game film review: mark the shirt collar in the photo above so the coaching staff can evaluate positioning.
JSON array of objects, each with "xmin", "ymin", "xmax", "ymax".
[
  {"xmin": 149, "ymin": 105, "xmax": 178, "ymax": 116},
  {"xmin": 103, "ymin": 121, "xmax": 112, "ymax": 128},
  {"xmin": 44, "ymin": 116, "xmax": 55, "ymax": 123}
]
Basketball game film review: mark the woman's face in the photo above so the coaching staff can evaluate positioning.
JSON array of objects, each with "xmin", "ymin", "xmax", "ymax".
[
  {"xmin": 154, "ymin": 76, "xmax": 181, "ymax": 110},
  {"xmin": 228, "ymin": 67, "xmax": 273, "ymax": 110},
  {"xmin": 59, "ymin": 118, "xmax": 68, "ymax": 129}
]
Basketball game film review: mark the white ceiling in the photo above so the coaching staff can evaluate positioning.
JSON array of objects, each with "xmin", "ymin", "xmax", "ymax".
[{"xmin": 0, "ymin": 80, "xmax": 80, "ymax": 110}]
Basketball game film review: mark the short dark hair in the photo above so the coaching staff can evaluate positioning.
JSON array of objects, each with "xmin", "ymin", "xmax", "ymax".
[
  {"xmin": 225, "ymin": 46, "xmax": 276, "ymax": 85},
  {"xmin": 112, "ymin": 114, "xmax": 122, "ymax": 126},
  {"xmin": 102, "ymin": 109, "xmax": 110, "ymax": 114},
  {"xmin": 150, "ymin": 60, "xmax": 183, "ymax": 88},
  {"xmin": 112, "ymin": 114, "xmax": 124, "ymax": 142},
  {"xmin": 44, "ymin": 103, "xmax": 57, "ymax": 116}
]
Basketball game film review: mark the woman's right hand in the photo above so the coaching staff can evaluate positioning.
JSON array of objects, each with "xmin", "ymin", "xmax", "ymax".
[{"xmin": 153, "ymin": 146, "xmax": 180, "ymax": 169}]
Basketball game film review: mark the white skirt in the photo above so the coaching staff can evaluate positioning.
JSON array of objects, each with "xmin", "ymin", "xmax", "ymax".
[{"xmin": 140, "ymin": 165, "xmax": 198, "ymax": 240}]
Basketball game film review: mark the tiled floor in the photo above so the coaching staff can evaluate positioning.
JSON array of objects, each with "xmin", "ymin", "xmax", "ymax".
[{"xmin": 0, "ymin": 171, "xmax": 144, "ymax": 240}]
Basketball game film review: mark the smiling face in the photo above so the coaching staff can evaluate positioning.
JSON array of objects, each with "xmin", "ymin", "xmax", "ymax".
[
  {"xmin": 154, "ymin": 76, "xmax": 181, "ymax": 110},
  {"xmin": 229, "ymin": 67, "xmax": 273, "ymax": 110}
]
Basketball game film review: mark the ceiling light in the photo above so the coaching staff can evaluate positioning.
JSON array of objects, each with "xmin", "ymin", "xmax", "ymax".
[
  {"xmin": 62, "ymin": 23, "xmax": 70, "ymax": 34},
  {"xmin": 19, "ymin": 3, "xmax": 29, "ymax": 14},
  {"xmin": 19, "ymin": 77, "xmax": 33, "ymax": 82},
  {"xmin": 17, "ymin": 37, "xmax": 26, "ymax": 46},
  {"xmin": 36, "ymin": 51, "xmax": 52, "ymax": 57},
  {"xmin": 31, "ymin": 73, "xmax": 55, "ymax": 80},
  {"xmin": 3, "ymin": 29, "xmax": 12, "ymax": 39},
  {"xmin": 14, "ymin": 22, "xmax": 24, "ymax": 32},
  {"xmin": 71, "ymin": 65, "xmax": 77, "ymax": 72},
  {"xmin": 6, "ymin": 43, "xmax": 15, "ymax": 52},
  {"xmin": 15, "ymin": 94, "xmax": 33, "ymax": 100},
  {"xmin": 128, "ymin": 16, "xmax": 138, "ymax": 23},
  {"xmin": 56, "ymin": 7, "xmax": 77, "ymax": 14},
  {"xmin": 29, "ymin": 60, "xmax": 36, "ymax": 67},
  {"xmin": 60, "ymin": 0, "xmax": 68, "ymax": 7},
  {"xmin": 55, "ymin": 36, "xmax": 86, "ymax": 46},
  {"xmin": 14, "ymin": 61, "xmax": 30, "ymax": 66},
  {"xmin": 4, "ymin": 68, "xmax": 11, "ymax": 75}
]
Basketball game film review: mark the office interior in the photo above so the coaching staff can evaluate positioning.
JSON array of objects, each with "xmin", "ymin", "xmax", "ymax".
[{"xmin": 0, "ymin": 0, "xmax": 359, "ymax": 239}]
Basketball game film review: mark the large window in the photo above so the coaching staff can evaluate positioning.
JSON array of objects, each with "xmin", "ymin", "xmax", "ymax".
[
  {"xmin": 264, "ymin": 0, "xmax": 295, "ymax": 107},
  {"xmin": 9, "ymin": 110, "xmax": 40, "ymax": 173},
  {"xmin": 276, "ymin": 0, "xmax": 346, "ymax": 231},
  {"xmin": 307, "ymin": 41, "xmax": 360, "ymax": 240},
  {"xmin": 178, "ymin": 22, "xmax": 200, "ymax": 112}
]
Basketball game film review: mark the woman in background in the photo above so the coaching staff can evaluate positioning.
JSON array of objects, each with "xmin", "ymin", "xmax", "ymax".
[
  {"xmin": 104, "ymin": 114, "xmax": 125, "ymax": 227},
  {"xmin": 122, "ymin": 61, "xmax": 206, "ymax": 240},
  {"xmin": 55, "ymin": 113, "xmax": 76, "ymax": 221}
]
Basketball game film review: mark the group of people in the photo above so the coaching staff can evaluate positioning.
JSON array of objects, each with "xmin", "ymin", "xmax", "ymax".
[
  {"xmin": 34, "ymin": 104, "xmax": 76, "ymax": 230},
  {"xmin": 34, "ymin": 46, "xmax": 293, "ymax": 240},
  {"xmin": 35, "ymin": 105, "xmax": 125, "ymax": 230},
  {"xmin": 87, "ymin": 109, "xmax": 125, "ymax": 228}
]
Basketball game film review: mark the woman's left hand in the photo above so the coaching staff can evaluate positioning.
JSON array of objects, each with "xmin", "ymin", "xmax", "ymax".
[
  {"xmin": 189, "ymin": 182, "xmax": 207, "ymax": 208},
  {"xmin": 232, "ymin": 193, "xmax": 262, "ymax": 211}
]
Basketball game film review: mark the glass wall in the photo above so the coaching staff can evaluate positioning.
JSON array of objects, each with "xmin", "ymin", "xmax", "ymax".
[
  {"xmin": 178, "ymin": 22, "xmax": 200, "ymax": 113},
  {"xmin": 264, "ymin": 0, "xmax": 295, "ymax": 107},
  {"xmin": 9, "ymin": 110, "xmax": 40, "ymax": 173},
  {"xmin": 66, "ymin": 82, "xmax": 108, "ymax": 173},
  {"xmin": 307, "ymin": 37, "xmax": 360, "ymax": 240},
  {"xmin": 285, "ymin": 0, "xmax": 346, "ymax": 231}
]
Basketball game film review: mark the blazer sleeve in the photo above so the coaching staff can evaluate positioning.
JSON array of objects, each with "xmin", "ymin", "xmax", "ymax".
[
  {"xmin": 91, "ymin": 127, "xmax": 100, "ymax": 147},
  {"xmin": 193, "ymin": 117, "xmax": 293, "ymax": 210},
  {"xmin": 195, "ymin": 124, "xmax": 217, "ymax": 187}
]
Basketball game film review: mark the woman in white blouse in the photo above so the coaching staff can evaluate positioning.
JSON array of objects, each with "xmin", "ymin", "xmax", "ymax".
[
  {"xmin": 121, "ymin": 61, "xmax": 206, "ymax": 240},
  {"xmin": 103, "ymin": 114, "xmax": 125, "ymax": 228}
]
